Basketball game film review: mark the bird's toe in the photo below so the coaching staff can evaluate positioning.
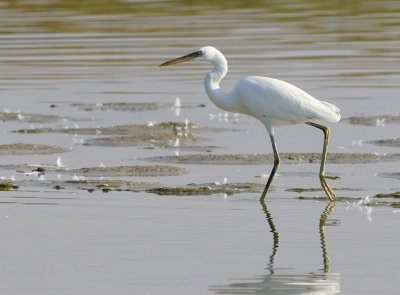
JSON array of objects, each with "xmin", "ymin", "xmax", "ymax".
[{"xmin": 324, "ymin": 175, "xmax": 340, "ymax": 180}]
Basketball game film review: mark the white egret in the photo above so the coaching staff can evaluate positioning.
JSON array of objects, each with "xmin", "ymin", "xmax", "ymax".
[{"xmin": 160, "ymin": 46, "xmax": 340, "ymax": 201}]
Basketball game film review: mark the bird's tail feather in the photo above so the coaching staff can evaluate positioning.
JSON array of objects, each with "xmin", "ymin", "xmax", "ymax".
[{"xmin": 320, "ymin": 101, "xmax": 341, "ymax": 122}]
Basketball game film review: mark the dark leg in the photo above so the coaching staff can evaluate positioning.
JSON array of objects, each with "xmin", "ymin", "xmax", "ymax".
[
  {"xmin": 260, "ymin": 200, "xmax": 280, "ymax": 274},
  {"xmin": 260, "ymin": 135, "xmax": 280, "ymax": 201},
  {"xmin": 306, "ymin": 122, "xmax": 338, "ymax": 200}
]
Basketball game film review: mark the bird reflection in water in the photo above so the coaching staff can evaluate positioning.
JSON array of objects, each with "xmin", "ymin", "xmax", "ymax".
[{"xmin": 210, "ymin": 201, "xmax": 340, "ymax": 294}]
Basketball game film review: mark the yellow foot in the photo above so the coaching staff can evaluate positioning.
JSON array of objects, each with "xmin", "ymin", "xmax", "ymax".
[{"xmin": 320, "ymin": 175, "xmax": 337, "ymax": 201}]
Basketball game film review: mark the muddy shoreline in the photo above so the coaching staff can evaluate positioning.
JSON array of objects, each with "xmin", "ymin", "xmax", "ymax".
[
  {"xmin": 145, "ymin": 152, "xmax": 400, "ymax": 165},
  {"xmin": 344, "ymin": 115, "xmax": 400, "ymax": 126},
  {"xmin": 0, "ymin": 143, "xmax": 68, "ymax": 155},
  {"xmin": 1, "ymin": 179, "xmax": 399, "ymax": 208},
  {"xmin": 1, "ymin": 110, "xmax": 399, "ymax": 203}
]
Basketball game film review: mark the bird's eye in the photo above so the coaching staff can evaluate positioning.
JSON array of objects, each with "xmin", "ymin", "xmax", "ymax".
[{"xmin": 197, "ymin": 51, "xmax": 203, "ymax": 57}]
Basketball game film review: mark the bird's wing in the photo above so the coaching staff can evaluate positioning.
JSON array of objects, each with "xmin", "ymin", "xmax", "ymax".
[{"xmin": 233, "ymin": 76, "xmax": 340, "ymax": 124}]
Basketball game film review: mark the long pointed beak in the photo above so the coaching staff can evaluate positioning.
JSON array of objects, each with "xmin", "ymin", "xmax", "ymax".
[{"xmin": 159, "ymin": 51, "xmax": 202, "ymax": 67}]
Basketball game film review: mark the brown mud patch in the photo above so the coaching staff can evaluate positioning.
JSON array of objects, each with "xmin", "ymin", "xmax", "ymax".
[
  {"xmin": 5, "ymin": 180, "xmax": 264, "ymax": 195},
  {"xmin": 146, "ymin": 182, "xmax": 265, "ymax": 196},
  {"xmin": 380, "ymin": 172, "xmax": 400, "ymax": 180},
  {"xmin": 0, "ymin": 177, "xmax": 377, "ymax": 200},
  {"xmin": 298, "ymin": 196, "xmax": 362, "ymax": 201},
  {"xmin": 374, "ymin": 191, "xmax": 400, "ymax": 199},
  {"xmin": 72, "ymin": 102, "xmax": 171, "ymax": 112},
  {"xmin": 86, "ymin": 133, "xmax": 203, "ymax": 147},
  {"xmin": 0, "ymin": 182, "xmax": 19, "ymax": 191},
  {"xmin": 71, "ymin": 102, "xmax": 205, "ymax": 112},
  {"xmin": 288, "ymin": 187, "xmax": 361, "ymax": 193},
  {"xmin": 0, "ymin": 111, "xmax": 75, "ymax": 123},
  {"xmin": 368, "ymin": 138, "xmax": 400, "ymax": 148},
  {"xmin": 15, "ymin": 122, "xmax": 203, "ymax": 136},
  {"xmin": 14, "ymin": 121, "xmax": 229, "ymax": 148},
  {"xmin": 64, "ymin": 179, "xmax": 162, "ymax": 192},
  {"xmin": 0, "ymin": 164, "xmax": 186, "ymax": 178},
  {"xmin": 71, "ymin": 165, "xmax": 186, "ymax": 177},
  {"xmin": 9, "ymin": 179, "xmax": 162, "ymax": 192},
  {"xmin": 145, "ymin": 153, "xmax": 400, "ymax": 165},
  {"xmin": 344, "ymin": 115, "xmax": 400, "ymax": 126},
  {"xmin": 0, "ymin": 143, "xmax": 68, "ymax": 156},
  {"xmin": 0, "ymin": 164, "xmax": 65, "ymax": 174},
  {"xmin": 292, "ymin": 187, "xmax": 363, "ymax": 201},
  {"xmin": 366, "ymin": 201, "xmax": 400, "ymax": 208},
  {"xmin": 299, "ymin": 191, "xmax": 400, "ymax": 207},
  {"xmin": 367, "ymin": 191, "xmax": 400, "ymax": 208}
]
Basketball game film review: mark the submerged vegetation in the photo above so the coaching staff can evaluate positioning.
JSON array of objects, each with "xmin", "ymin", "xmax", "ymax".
[{"xmin": 0, "ymin": 182, "xmax": 18, "ymax": 191}]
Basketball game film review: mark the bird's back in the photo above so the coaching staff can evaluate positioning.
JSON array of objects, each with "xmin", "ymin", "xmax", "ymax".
[{"xmin": 231, "ymin": 76, "xmax": 340, "ymax": 126}]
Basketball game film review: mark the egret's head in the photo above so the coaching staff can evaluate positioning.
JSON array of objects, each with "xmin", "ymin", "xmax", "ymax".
[{"xmin": 159, "ymin": 46, "xmax": 221, "ymax": 67}]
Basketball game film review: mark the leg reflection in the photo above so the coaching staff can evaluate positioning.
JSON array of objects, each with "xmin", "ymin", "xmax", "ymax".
[
  {"xmin": 260, "ymin": 201, "xmax": 338, "ymax": 274},
  {"xmin": 260, "ymin": 200, "xmax": 280, "ymax": 274},
  {"xmin": 260, "ymin": 200, "xmax": 337, "ymax": 274},
  {"xmin": 209, "ymin": 201, "xmax": 340, "ymax": 294},
  {"xmin": 319, "ymin": 202, "xmax": 337, "ymax": 273}
]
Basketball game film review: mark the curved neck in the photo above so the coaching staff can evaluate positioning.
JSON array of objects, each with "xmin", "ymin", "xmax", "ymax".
[{"xmin": 203, "ymin": 55, "xmax": 237, "ymax": 112}]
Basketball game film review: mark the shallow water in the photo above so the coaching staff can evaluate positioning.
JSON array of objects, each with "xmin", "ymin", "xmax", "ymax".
[{"xmin": 0, "ymin": 0, "xmax": 399, "ymax": 294}]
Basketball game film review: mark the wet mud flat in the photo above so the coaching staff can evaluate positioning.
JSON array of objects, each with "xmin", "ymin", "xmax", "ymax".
[
  {"xmin": 0, "ymin": 177, "xmax": 264, "ymax": 195},
  {"xmin": 15, "ymin": 121, "xmax": 204, "ymax": 136},
  {"xmin": 1, "ymin": 110, "xmax": 399, "ymax": 205},
  {"xmin": 0, "ymin": 164, "xmax": 187, "ymax": 178},
  {"xmin": 0, "ymin": 179, "xmax": 161, "ymax": 193},
  {"xmin": 0, "ymin": 143, "xmax": 68, "ymax": 155},
  {"xmin": 145, "ymin": 152, "xmax": 400, "ymax": 165},
  {"xmin": 72, "ymin": 102, "xmax": 172, "ymax": 112},
  {"xmin": 59, "ymin": 179, "xmax": 162, "ymax": 193},
  {"xmin": 380, "ymin": 172, "xmax": 400, "ymax": 181},
  {"xmin": 71, "ymin": 165, "xmax": 186, "ymax": 177},
  {"xmin": 146, "ymin": 182, "xmax": 265, "ymax": 196},
  {"xmin": 1, "ymin": 102, "xmax": 203, "ymax": 124},
  {"xmin": 1, "ymin": 177, "xmax": 399, "ymax": 208},
  {"xmin": 71, "ymin": 101, "xmax": 206, "ymax": 112},
  {"xmin": 0, "ymin": 165, "xmax": 179, "ymax": 193},
  {"xmin": 1, "ymin": 138, "xmax": 400, "ymax": 202},
  {"xmin": 86, "ymin": 133, "xmax": 202, "ymax": 148},
  {"xmin": 14, "ymin": 121, "xmax": 230, "ymax": 149},
  {"xmin": 368, "ymin": 138, "xmax": 400, "ymax": 148},
  {"xmin": 0, "ymin": 111, "xmax": 70, "ymax": 123},
  {"xmin": 344, "ymin": 114, "xmax": 400, "ymax": 126},
  {"xmin": 298, "ymin": 194, "xmax": 400, "ymax": 208}
]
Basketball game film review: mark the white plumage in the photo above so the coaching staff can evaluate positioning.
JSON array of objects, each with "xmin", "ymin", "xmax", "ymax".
[{"xmin": 160, "ymin": 46, "xmax": 340, "ymax": 201}]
